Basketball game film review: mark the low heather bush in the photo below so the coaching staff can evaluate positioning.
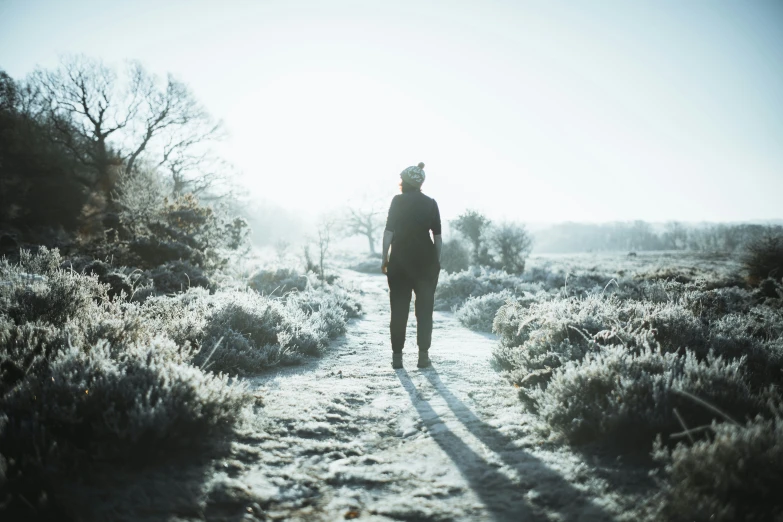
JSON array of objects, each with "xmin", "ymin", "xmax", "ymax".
[
  {"xmin": 0, "ymin": 249, "xmax": 255, "ymax": 514},
  {"xmin": 653, "ymin": 414, "xmax": 783, "ymax": 521},
  {"xmin": 247, "ymin": 267, "xmax": 310, "ymax": 296},
  {"xmin": 534, "ymin": 346, "xmax": 762, "ymax": 448},
  {"xmin": 493, "ymin": 291, "xmax": 783, "ymax": 392},
  {"xmin": 197, "ymin": 291, "xmax": 320, "ymax": 373},
  {"xmin": 1, "ymin": 248, "xmax": 108, "ymax": 327},
  {"xmin": 435, "ymin": 267, "xmax": 542, "ymax": 311},
  {"xmin": 456, "ymin": 291, "xmax": 513, "ymax": 332},
  {"xmin": 192, "ymin": 286, "xmax": 356, "ymax": 375},
  {"xmin": 493, "ymin": 296, "xmax": 707, "ymax": 385},
  {"xmin": 456, "ymin": 291, "xmax": 539, "ymax": 333}
]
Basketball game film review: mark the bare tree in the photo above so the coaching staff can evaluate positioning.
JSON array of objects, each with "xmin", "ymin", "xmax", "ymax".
[
  {"xmin": 29, "ymin": 55, "xmax": 223, "ymax": 203},
  {"xmin": 303, "ymin": 216, "xmax": 338, "ymax": 281},
  {"xmin": 32, "ymin": 56, "xmax": 141, "ymax": 198},
  {"xmin": 342, "ymin": 200, "xmax": 385, "ymax": 255},
  {"xmin": 317, "ymin": 218, "xmax": 337, "ymax": 281}
]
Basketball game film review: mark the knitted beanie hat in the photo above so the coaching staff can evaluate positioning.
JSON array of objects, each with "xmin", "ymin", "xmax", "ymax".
[{"xmin": 400, "ymin": 162, "xmax": 426, "ymax": 187}]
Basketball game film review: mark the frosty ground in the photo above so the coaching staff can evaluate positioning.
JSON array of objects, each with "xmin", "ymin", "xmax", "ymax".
[{"xmin": 213, "ymin": 268, "xmax": 651, "ymax": 521}]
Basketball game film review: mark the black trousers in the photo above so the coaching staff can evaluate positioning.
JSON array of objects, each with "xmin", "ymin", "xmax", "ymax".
[{"xmin": 387, "ymin": 270, "xmax": 439, "ymax": 353}]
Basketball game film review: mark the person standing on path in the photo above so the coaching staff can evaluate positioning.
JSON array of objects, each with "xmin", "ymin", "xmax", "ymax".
[{"xmin": 381, "ymin": 162, "xmax": 442, "ymax": 369}]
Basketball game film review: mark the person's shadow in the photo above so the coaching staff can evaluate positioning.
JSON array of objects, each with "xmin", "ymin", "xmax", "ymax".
[{"xmin": 396, "ymin": 368, "xmax": 611, "ymax": 521}]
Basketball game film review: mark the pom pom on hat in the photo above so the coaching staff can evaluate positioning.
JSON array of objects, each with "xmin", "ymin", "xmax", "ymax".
[{"xmin": 401, "ymin": 162, "xmax": 426, "ymax": 187}]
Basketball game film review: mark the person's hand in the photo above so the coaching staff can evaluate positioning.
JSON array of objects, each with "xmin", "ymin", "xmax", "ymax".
[{"xmin": 381, "ymin": 260, "xmax": 388, "ymax": 274}]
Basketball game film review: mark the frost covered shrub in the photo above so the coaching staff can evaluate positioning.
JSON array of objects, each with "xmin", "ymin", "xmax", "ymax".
[
  {"xmin": 81, "ymin": 259, "xmax": 134, "ymax": 299},
  {"xmin": 653, "ymin": 414, "xmax": 783, "ymax": 521},
  {"xmin": 456, "ymin": 291, "xmax": 518, "ymax": 332},
  {"xmin": 288, "ymin": 285, "xmax": 362, "ymax": 320},
  {"xmin": 0, "ymin": 339, "xmax": 250, "ymax": 513},
  {"xmin": 435, "ymin": 267, "xmax": 541, "ymax": 311},
  {"xmin": 440, "ymin": 239, "xmax": 470, "ymax": 274},
  {"xmin": 496, "ymin": 288, "xmax": 783, "ymax": 403},
  {"xmin": 535, "ymin": 346, "xmax": 762, "ymax": 447},
  {"xmin": 0, "ymin": 248, "xmax": 108, "ymax": 326},
  {"xmin": 247, "ymin": 267, "xmax": 309, "ymax": 296},
  {"xmin": 709, "ymin": 308, "xmax": 783, "ymax": 389},
  {"xmin": 0, "ymin": 249, "xmax": 252, "ymax": 513},
  {"xmin": 3, "ymin": 339, "xmax": 247, "ymax": 458},
  {"xmin": 492, "ymin": 296, "xmax": 709, "ymax": 387},
  {"xmin": 139, "ymin": 287, "xmax": 213, "ymax": 348},
  {"xmin": 195, "ymin": 289, "xmax": 349, "ymax": 374}
]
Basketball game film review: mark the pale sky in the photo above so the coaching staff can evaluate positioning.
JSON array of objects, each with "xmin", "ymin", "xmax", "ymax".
[{"xmin": 2, "ymin": 0, "xmax": 782, "ymax": 223}]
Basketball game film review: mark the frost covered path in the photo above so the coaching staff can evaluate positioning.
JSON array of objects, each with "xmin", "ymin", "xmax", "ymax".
[{"xmin": 229, "ymin": 270, "xmax": 622, "ymax": 521}]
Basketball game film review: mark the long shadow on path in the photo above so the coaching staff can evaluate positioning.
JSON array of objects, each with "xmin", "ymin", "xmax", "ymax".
[{"xmin": 396, "ymin": 368, "xmax": 611, "ymax": 522}]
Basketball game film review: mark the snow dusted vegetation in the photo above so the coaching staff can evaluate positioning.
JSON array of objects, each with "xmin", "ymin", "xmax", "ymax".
[{"xmin": 3, "ymin": 244, "xmax": 782, "ymax": 521}]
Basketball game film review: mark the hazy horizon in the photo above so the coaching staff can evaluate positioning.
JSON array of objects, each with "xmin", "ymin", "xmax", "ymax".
[{"xmin": 2, "ymin": 0, "xmax": 782, "ymax": 223}]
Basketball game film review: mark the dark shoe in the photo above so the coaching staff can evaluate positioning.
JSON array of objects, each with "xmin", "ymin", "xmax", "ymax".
[
  {"xmin": 417, "ymin": 350, "xmax": 431, "ymax": 368},
  {"xmin": 392, "ymin": 353, "xmax": 403, "ymax": 369}
]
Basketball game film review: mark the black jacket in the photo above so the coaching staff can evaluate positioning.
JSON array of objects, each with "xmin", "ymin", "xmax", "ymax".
[{"xmin": 385, "ymin": 191, "xmax": 441, "ymax": 278}]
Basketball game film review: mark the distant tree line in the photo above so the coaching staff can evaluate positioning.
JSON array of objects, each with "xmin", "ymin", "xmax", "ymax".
[{"xmin": 532, "ymin": 221, "xmax": 783, "ymax": 254}]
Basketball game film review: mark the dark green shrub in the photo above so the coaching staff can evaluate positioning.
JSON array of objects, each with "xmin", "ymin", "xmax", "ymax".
[
  {"xmin": 440, "ymin": 239, "xmax": 470, "ymax": 274},
  {"xmin": 743, "ymin": 232, "xmax": 783, "ymax": 285},
  {"xmin": 247, "ymin": 267, "xmax": 309, "ymax": 296},
  {"xmin": 653, "ymin": 414, "xmax": 783, "ymax": 521},
  {"xmin": 487, "ymin": 222, "xmax": 533, "ymax": 275}
]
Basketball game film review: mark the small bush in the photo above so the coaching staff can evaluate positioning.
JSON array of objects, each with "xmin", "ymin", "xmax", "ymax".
[
  {"xmin": 147, "ymin": 260, "xmax": 215, "ymax": 295},
  {"xmin": 435, "ymin": 266, "xmax": 541, "ymax": 311},
  {"xmin": 194, "ymin": 288, "xmax": 352, "ymax": 375},
  {"xmin": 456, "ymin": 291, "xmax": 516, "ymax": 332},
  {"xmin": 247, "ymin": 267, "xmax": 309, "ymax": 296},
  {"xmin": 743, "ymin": 232, "xmax": 783, "ymax": 285},
  {"xmin": 440, "ymin": 239, "xmax": 470, "ymax": 274},
  {"xmin": 487, "ymin": 222, "xmax": 532, "ymax": 275},
  {"xmin": 653, "ymin": 414, "xmax": 783, "ymax": 521},
  {"xmin": 1, "ymin": 248, "xmax": 108, "ymax": 326}
]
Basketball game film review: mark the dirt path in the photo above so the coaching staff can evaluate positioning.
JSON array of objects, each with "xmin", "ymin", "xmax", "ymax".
[{"xmin": 221, "ymin": 270, "xmax": 630, "ymax": 521}]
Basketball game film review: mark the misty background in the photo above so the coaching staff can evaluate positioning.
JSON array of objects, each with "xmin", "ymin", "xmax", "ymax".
[{"xmin": 1, "ymin": 0, "xmax": 782, "ymax": 252}]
